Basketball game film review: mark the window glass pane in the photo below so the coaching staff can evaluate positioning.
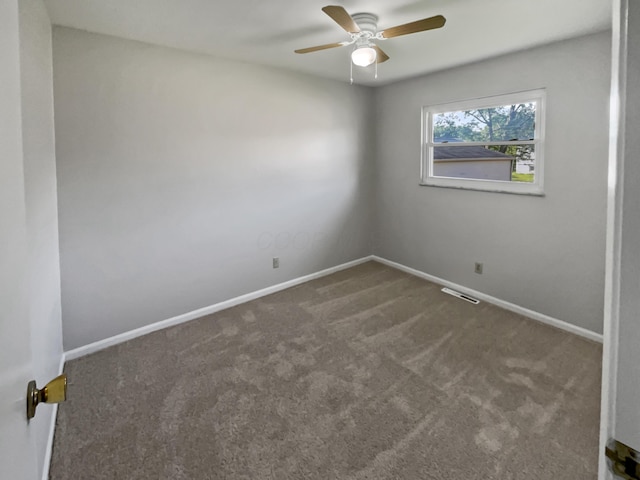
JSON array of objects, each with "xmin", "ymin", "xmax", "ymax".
[
  {"xmin": 432, "ymin": 144, "xmax": 535, "ymax": 183},
  {"xmin": 433, "ymin": 102, "xmax": 536, "ymax": 143}
]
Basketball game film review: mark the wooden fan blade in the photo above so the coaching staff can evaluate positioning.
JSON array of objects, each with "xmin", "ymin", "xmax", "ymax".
[
  {"xmin": 322, "ymin": 5, "xmax": 361, "ymax": 33},
  {"xmin": 374, "ymin": 45, "xmax": 390, "ymax": 63},
  {"xmin": 381, "ymin": 15, "xmax": 446, "ymax": 39},
  {"xmin": 295, "ymin": 42, "xmax": 346, "ymax": 54}
]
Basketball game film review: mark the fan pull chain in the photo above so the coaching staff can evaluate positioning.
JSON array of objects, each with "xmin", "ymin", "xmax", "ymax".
[
  {"xmin": 375, "ymin": 60, "xmax": 378, "ymax": 80},
  {"xmin": 350, "ymin": 59, "xmax": 354, "ymax": 85}
]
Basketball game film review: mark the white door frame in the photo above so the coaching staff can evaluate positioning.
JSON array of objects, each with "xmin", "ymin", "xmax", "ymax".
[{"xmin": 599, "ymin": 0, "xmax": 637, "ymax": 478}]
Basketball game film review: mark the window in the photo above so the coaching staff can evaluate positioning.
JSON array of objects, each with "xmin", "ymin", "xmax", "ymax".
[{"xmin": 421, "ymin": 89, "xmax": 545, "ymax": 195}]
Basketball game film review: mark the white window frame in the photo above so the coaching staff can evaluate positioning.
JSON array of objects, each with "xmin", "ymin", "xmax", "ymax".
[{"xmin": 420, "ymin": 89, "xmax": 546, "ymax": 195}]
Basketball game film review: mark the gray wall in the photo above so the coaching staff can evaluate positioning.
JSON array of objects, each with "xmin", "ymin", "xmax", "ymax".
[
  {"xmin": 19, "ymin": 0, "xmax": 63, "ymax": 477},
  {"xmin": 374, "ymin": 32, "xmax": 611, "ymax": 334},
  {"xmin": 53, "ymin": 28, "xmax": 375, "ymax": 350}
]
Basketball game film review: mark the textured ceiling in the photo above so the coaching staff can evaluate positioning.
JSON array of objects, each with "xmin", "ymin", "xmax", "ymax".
[{"xmin": 43, "ymin": 0, "xmax": 612, "ymax": 86}]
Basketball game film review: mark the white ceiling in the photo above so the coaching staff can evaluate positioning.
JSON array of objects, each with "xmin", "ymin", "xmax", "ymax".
[{"xmin": 43, "ymin": 0, "xmax": 612, "ymax": 86}]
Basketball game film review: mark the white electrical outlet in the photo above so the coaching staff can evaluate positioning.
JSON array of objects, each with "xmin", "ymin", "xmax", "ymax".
[{"xmin": 273, "ymin": 257, "xmax": 279, "ymax": 269}]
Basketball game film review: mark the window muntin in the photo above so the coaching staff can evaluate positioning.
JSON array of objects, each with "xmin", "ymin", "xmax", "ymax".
[{"xmin": 422, "ymin": 90, "xmax": 545, "ymax": 195}]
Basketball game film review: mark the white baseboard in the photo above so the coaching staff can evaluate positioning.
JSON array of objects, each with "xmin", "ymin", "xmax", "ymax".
[
  {"xmin": 64, "ymin": 253, "xmax": 602, "ymax": 362},
  {"xmin": 42, "ymin": 352, "xmax": 66, "ymax": 480},
  {"xmin": 65, "ymin": 256, "xmax": 375, "ymax": 361},
  {"xmin": 372, "ymin": 256, "xmax": 603, "ymax": 344}
]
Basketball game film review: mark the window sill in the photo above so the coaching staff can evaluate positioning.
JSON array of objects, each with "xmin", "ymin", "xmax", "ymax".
[{"xmin": 419, "ymin": 179, "xmax": 545, "ymax": 196}]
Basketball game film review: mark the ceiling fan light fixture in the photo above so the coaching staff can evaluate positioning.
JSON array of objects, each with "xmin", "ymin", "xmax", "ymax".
[
  {"xmin": 351, "ymin": 46, "xmax": 377, "ymax": 67},
  {"xmin": 295, "ymin": 6, "xmax": 446, "ymax": 79}
]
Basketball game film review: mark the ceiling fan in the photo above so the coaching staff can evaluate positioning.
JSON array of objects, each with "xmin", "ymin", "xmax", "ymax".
[{"xmin": 295, "ymin": 5, "xmax": 446, "ymax": 70}]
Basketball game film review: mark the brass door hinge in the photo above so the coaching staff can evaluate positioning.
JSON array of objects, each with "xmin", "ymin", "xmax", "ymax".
[{"xmin": 606, "ymin": 439, "xmax": 640, "ymax": 480}]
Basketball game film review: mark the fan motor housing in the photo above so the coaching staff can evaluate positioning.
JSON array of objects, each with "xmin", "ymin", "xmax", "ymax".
[{"xmin": 352, "ymin": 13, "xmax": 379, "ymax": 37}]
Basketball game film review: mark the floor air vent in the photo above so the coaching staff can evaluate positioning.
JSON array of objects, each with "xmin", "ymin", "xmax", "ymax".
[{"xmin": 441, "ymin": 287, "xmax": 480, "ymax": 304}]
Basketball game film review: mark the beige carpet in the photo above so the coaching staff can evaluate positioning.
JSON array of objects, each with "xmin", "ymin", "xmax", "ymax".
[{"xmin": 50, "ymin": 262, "xmax": 602, "ymax": 479}]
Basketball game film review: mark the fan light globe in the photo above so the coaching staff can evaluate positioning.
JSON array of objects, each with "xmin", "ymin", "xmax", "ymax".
[{"xmin": 351, "ymin": 46, "xmax": 377, "ymax": 67}]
